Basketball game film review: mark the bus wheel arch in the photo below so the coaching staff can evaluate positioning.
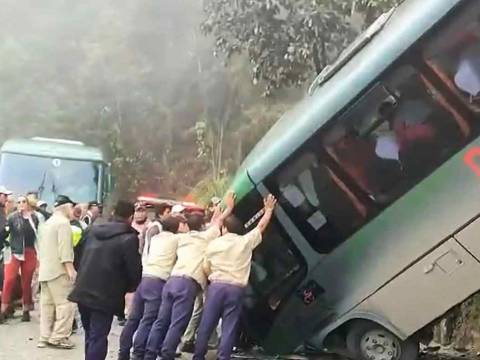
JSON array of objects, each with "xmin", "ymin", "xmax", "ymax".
[
  {"xmin": 342, "ymin": 320, "xmax": 419, "ymax": 360},
  {"xmin": 320, "ymin": 318, "xmax": 419, "ymax": 360}
]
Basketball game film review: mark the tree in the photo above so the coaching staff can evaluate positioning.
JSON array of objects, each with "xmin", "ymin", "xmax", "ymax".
[{"xmin": 201, "ymin": 0, "xmax": 400, "ymax": 95}]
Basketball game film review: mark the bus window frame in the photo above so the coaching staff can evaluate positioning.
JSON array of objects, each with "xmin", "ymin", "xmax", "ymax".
[{"xmin": 269, "ymin": 54, "xmax": 472, "ymax": 255}]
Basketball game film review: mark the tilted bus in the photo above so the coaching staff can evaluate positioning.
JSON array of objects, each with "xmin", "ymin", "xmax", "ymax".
[{"xmin": 230, "ymin": 1, "xmax": 480, "ymax": 359}]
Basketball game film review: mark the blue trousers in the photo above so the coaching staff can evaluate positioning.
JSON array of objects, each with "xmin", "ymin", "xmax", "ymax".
[
  {"xmin": 193, "ymin": 283, "xmax": 245, "ymax": 360},
  {"xmin": 144, "ymin": 276, "xmax": 199, "ymax": 360},
  {"xmin": 79, "ymin": 305, "xmax": 114, "ymax": 360},
  {"xmin": 118, "ymin": 277, "xmax": 165, "ymax": 360}
]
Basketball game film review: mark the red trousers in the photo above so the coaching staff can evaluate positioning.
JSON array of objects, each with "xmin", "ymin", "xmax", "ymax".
[{"xmin": 2, "ymin": 248, "xmax": 37, "ymax": 309}]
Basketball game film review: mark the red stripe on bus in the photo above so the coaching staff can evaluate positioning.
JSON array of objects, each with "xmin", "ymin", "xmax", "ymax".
[{"xmin": 464, "ymin": 147, "xmax": 480, "ymax": 177}]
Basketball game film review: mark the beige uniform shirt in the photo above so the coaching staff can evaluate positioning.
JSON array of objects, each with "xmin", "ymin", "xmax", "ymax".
[
  {"xmin": 205, "ymin": 228, "xmax": 262, "ymax": 287},
  {"xmin": 38, "ymin": 212, "xmax": 74, "ymax": 282},
  {"xmin": 143, "ymin": 231, "xmax": 178, "ymax": 280},
  {"xmin": 170, "ymin": 226, "xmax": 221, "ymax": 289}
]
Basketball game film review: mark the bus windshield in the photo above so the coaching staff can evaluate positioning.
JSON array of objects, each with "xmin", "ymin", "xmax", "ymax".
[{"xmin": 0, "ymin": 152, "xmax": 101, "ymax": 205}]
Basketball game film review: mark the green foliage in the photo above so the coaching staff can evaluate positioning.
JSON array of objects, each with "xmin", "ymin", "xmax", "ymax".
[
  {"xmin": 201, "ymin": 0, "xmax": 400, "ymax": 95},
  {"xmin": 191, "ymin": 176, "xmax": 231, "ymax": 206}
]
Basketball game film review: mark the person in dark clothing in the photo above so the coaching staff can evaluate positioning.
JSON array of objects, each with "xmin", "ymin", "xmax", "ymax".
[
  {"xmin": 68, "ymin": 201, "xmax": 142, "ymax": 360},
  {"xmin": 0, "ymin": 186, "xmax": 13, "ymax": 299}
]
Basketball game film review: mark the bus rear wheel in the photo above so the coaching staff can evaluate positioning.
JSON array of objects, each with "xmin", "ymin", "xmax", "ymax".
[{"xmin": 346, "ymin": 321, "xmax": 419, "ymax": 360}]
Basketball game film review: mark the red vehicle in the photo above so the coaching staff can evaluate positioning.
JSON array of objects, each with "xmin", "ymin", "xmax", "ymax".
[{"xmin": 136, "ymin": 195, "xmax": 205, "ymax": 217}]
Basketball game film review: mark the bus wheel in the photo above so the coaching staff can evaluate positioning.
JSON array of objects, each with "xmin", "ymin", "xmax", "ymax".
[{"xmin": 346, "ymin": 321, "xmax": 419, "ymax": 360}]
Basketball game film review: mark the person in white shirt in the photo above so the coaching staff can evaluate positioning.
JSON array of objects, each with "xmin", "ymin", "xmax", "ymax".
[
  {"xmin": 143, "ymin": 193, "xmax": 235, "ymax": 360},
  {"xmin": 193, "ymin": 194, "xmax": 277, "ymax": 360},
  {"xmin": 118, "ymin": 215, "xmax": 188, "ymax": 360}
]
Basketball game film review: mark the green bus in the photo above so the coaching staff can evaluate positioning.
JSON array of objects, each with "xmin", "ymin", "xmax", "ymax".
[
  {"xmin": 0, "ymin": 137, "xmax": 113, "ymax": 207},
  {"xmin": 230, "ymin": 0, "xmax": 480, "ymax": 359}
]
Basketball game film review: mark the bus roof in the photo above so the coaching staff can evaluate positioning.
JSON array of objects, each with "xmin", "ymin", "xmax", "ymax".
[
  {"xmin": 242, "ymin": 0, "xmax": 462, "ymax": 184},
  {"xmin": 0, "ymin": 138, "xmax": 106, "ymax": 162}
]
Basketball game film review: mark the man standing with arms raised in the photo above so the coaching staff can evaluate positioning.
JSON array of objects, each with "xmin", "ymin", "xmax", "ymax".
[{"xmin": 193, "ymin": 194, "xmax": 277, "ymax": 360}]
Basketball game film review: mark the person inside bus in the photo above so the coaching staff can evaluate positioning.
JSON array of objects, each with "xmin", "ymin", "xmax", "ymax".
[
  {"xmin": 192, "ymin": 194, "xmax": 277, "ymax": 360},
  {"xmin": 325, "ymin": 121, "xmax": 402, "ymax": 204},
  {"xmin": 454, "ymin": 44, "xmax": 480, "ymax": 103},
  {"xmin": 425, "ymin": 12, "xmax": 480, "ymax": 107}
]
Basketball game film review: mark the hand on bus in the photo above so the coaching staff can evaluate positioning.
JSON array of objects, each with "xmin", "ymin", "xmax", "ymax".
[
  {"xmin": 264, "ymin": 194, "xmax": 277, "ymax": 211},
  {"xmin": 225, "ymin": 191, "xmax": 236, "ymax": 209}
]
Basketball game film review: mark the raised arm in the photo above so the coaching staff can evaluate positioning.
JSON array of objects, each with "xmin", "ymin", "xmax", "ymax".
[
  {"xmin": 256, "ymin": 194, "xmax": 277, "ymax": 234},
  {"xmin": 210, "ymin": 191, "xmax": 236, "ymax": 229}
]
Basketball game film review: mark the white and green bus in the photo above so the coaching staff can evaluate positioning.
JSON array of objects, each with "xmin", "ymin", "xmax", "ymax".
[
  {"xmin": 230, "ymin": 1, "xmax": 480, "ymax": 359},
  {"xmin": 0, "ymin": 137, "xmax": 113, "ymax": 206}
]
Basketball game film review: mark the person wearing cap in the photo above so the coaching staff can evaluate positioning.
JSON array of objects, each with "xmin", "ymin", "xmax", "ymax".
[
  {"xmin": 69, "ymin": 201, "xmax": 142, "ymax": 360},
  {"xmin": 82, "ymin": 201, "xmax": 101, "ymax": 226},
  {"xmin": 0, "ymin": 186, "xmax": 12, "ymax": 299},
  {"xmin": 118, "ymin": 215, "xmax": 188, "ymax": 360},
  {"xmin": 37, "ymin": 195, "xmax": 77, "ymax": 350},
  {"xmin": 37, "ymin": 200, "xmax": 52, "ymax": 221},
  {"xmin": 0, "ymin": 194, "xmax": 40, "ymax": 323},
  {"xmin": 193, "ymin": 194, "xmax": 277, "ymax": 360},
  {"xmin": 171, "ymin": 204, "xmax": 186, "ymax": 215},
  {"xmin": 143, "ymin": 192, "xmax": 235, "ymax": 360}
]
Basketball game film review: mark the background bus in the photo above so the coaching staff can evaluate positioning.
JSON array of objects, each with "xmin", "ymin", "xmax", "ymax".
[
  {"xmin": 230, "ymin": 0, "xmax": 480, "ymax": 359},
  {"xmin": 0, "ymin": 137, "xmax": 112, "ymax": 207}
]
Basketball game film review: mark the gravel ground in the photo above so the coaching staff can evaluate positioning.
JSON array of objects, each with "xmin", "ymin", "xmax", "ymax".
[{"xmin": 0, "ymin": 310, "xmax": 475, "ymax": 360}]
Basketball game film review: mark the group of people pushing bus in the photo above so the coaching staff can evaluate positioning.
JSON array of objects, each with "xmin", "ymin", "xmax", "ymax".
[
  {"xmin": 0, "ymin": 185, "xmax": 277, "ymax": 360},
  {"xmin": 72, "ymin": 191, "xmax": 277, "ymax": 360}
]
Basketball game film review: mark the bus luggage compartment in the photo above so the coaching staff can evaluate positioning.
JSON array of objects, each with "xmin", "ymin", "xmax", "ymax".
[{"xmin": 353, "ymin": 238, "xmax": 480, "ymax": 338}]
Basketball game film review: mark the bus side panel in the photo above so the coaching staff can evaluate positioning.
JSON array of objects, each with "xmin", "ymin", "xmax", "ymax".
[
  {"xmin": 350, "ymin": 238, "xmax": 480, "ymax": 338},
  {"xmin": 304, "ymin": 142, "xmax": 480, "ymax": 339},
  {"xmin": 455, "ymin": 219, "xmax": 480, "ymax": 261}
]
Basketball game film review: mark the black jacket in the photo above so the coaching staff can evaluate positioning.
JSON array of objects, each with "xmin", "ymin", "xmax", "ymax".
[
  {"xmin": 68, "ymin": 220, "xmax": 142, "ymax": 315},
  {"xmin": 0, "ymin": 206, "xmax": 7, "ymax": 254},
  {"xmin": 7, "ymin": 212, "xmax": 39, "ymax": 256}
]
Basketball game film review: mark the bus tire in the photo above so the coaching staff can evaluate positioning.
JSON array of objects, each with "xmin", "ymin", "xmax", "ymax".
[{"xmin": 346, "ymin": 321, "xmax": 419, "ymax": 360}]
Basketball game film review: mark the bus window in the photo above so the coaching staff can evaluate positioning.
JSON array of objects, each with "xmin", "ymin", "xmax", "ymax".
[
  {"xmin": 424, "ymin": 3, "xmax": 480, "ymax": 112},
  {"xmin": 324, "ymin": 65, "xmax": 465, "ymax": 206},
  {"xmin": 232, "ymin": 190, "xmax": 306, "ymax": 312},
  {"xmin": 266, "ymin": 152, "xmax": 367, "ymax": 253}
]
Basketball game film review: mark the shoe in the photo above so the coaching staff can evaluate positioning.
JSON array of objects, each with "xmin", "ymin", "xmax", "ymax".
[
  {"xmin": 180, "ymin": 341, "xmax": 195, "ymax": 353},
  {"xmin": 118, "ymin": 319, "xmax": 126, "ymax": 326},
  {"xmin": 0, "ymin": 313, "xmax": 6, "ymax": 324},
  {"xmin": 5, "ymin": 307, "xmax": 14, "ymax": 318},
  {"xmin": 37, "ymin": 341, "xmax": 48, "ymax": 349},
  {"xmin": 48, "ymin": 338, "xmax": 75, "ymax": 349},
  {"xmin": 21, "ymin": 311, "xmax": 31, "ymax": 322}
]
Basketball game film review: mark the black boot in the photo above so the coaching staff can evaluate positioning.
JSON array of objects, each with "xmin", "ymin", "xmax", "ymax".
[{"xmin": 21, "ymin": 311, "xmax": 30, "ymax": 322}]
